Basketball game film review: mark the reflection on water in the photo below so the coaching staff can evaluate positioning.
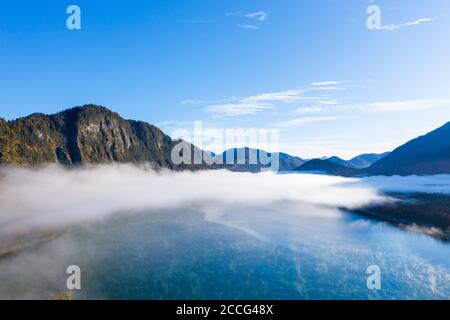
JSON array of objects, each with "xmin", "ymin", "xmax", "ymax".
[{"xmin": 0, "ymin": 203, "xmax": 449, "ymax": 300}]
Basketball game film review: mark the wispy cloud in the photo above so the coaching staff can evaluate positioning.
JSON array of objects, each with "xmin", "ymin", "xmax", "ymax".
[
  {"xmin": 206, "ymin": 89, "xmax": 310, "ymax": 117},
  {"xmin": 274, "ymin": 116, "xmax": 339, "ymax": 128},
  {"xmin": 182, "ymin": 10, "xmax": 269, "ymax": 28},
  {"xmin": 187, "ymin": 80, "xmax": 449, "ymax": 120},
  {"xmin": 193, "ymin": 83, "xmax": 349, "ymax": 117},
  {"xmin": 294, "ymin": 99, "xmax": 450, "ymax": 115},
  {"xmin": 226, "ymin": 11, "xmax": 269, "ymax": 21},
  {"xmin": 243, "ymin": 11, "xmax": 268, "ymax": 21},
  {"xmin": 207, "ymin": 102, "xmax": 273, "ymax": 117},
  {"xmin": 364, "ymin": 99, "xmax": 450, "ymax": 112},
  {"xmin": 379, "ymin": 16, "xmax": 441, "ymax": 31},
  {"xmin": 237, "ymin": 24, "xmax": 259, "ymax": 29},
  {"xmin": 226, "ymin": 10, "xmax": 269, "ymax": 29},
  {"xmin": 312, "ymin": 81, "xmax": 343, "ymax": 86},
  {"xmin": 310, "ymin": 86, "xmax": 346, "ymax": 92},
  {"xmin": 245, "ymin": 89, "xmax": 306, "ymax": 103}
]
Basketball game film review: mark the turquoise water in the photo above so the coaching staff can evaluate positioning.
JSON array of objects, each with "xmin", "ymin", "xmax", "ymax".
[{"xmin": 0, "ymin": 204, "xmax": 449, "ymax": 300}]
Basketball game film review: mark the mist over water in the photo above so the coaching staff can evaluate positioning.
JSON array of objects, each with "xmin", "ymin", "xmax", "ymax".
[
  {"xmin": 0, "ymin": 165, "xmax": 382, "ymax": 234},
  {"xmin": 0, "ymin": 165, "xmax": 449, "ymax": 299}
]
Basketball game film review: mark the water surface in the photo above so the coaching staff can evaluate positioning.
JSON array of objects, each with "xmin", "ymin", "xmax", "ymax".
[{"xmin": 1, "ymin": 202, "xmax": 449, "ymax": 299}]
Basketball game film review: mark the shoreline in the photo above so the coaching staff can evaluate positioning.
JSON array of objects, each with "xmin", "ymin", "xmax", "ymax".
[{"xmin": 348, "ymin": 192, "xmax": 450, "ymax": 241}]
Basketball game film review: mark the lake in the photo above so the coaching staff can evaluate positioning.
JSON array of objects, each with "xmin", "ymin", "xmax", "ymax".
[{"xmin": 1, "ymin": 202, "xmax": 449, "ymax": 299}]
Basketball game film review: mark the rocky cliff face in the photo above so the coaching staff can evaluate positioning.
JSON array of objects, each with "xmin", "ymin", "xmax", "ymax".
[{"xmin": 0, "ymin": 105, "xmax": 204, "ymax": 169}]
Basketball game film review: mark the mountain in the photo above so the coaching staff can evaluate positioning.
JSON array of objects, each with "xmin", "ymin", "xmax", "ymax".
[
  {"xmin": 3, "ymin": 106, "xmax": 449, "ymax": 176},
  {"xmin": 0, "ymin": 105, "xmax": 207, "ymax": 169},
  {"xmin": 216, "ymin": 148, "xmax": 265, "ymax": 173},
  {"xmin": 277, "ymin": 152, "xmax": 306, "ymax": 171},
  {"xmin": 348, "ymin": 152, "xmax": 390, "ymax": 169},
  {"xmin": 0, "ymin": 106, "xmax": 303, "ymax": 172},
  {"xmin": 366, "ymin": 122, "xmax": 450, "ymax": 176},
  {"xmin": 328, "ymin": 156, "xmax": 352, "ymax": 168},
  {"xmin": 216, "ymin": 148, "xmax": 304, "ymax": 172},
  {"xmin": 294, "ymin": 159, "xmax": 357, "ymax": 177},
  {"xmin": 327, "ymin": 153, "xmax": 389, "ymax": 169},
  {"xmin": 298, "ymin": 153, "xmax": 388, "ymax": 175},
  {"xmin": 225, "ymin": 121, "xmax": 450, "ymax": 176}
]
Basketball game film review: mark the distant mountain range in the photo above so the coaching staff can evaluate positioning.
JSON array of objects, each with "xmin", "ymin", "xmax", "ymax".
[
  {"xmin": 213, "ymin": 148, "xmax": 305, "ymax": 172},
  {"xmin": 327, "ymin": 153, "xmax": 390, "ymax": 169},
  {"xmin": 1, "ymin": 105, "xmax": 449, "ymax": 176},
  {"xmin": 348, "ymin": 153, "xmax": 390, "ymax": 169},
  {"xmin": 296, "ymin": 122, "xmax": 450, "ymax": 176}
]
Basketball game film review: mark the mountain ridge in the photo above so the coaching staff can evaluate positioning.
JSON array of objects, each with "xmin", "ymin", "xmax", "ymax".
[
  {"xmin": 327, "ymin": 153, "xmax": 389, "ymax": 169},
  {"xmin": 2, "ymin": 105, "xmax": 450, "ymax": 176},
  {"xmin": 216, "ymin": 148, "xmax": 305, "ymax": 172},
  {"xmin": 366, "ymin": 122, "xmax": 450, "ymax": 176},
  {"xmin": 0, "ymin": 106, "xmax": 308, "ymax": 172},
  {"xmin": 295, "ymin": 122, "xmax": 450, "ymax": 176},
  {"xmin": 348, "ymin": 152, "xmax": 390, "ymax": 169},
  {"xmin": 0, "ymin": 105, "xmax": 205, "ymax": 169},
  {"xmin": 294, "ymin": 159, "xmax": 358, "ymax": 177}
]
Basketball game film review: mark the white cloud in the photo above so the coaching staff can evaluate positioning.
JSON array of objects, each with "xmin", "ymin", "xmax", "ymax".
[
  {"xmin": 207, "ymin": 102, "xmax": 273, "ymax": 116},
  {"xmin": 207, "ymin": 89, "xmax": 307, "ymax": 117},
  {"xmin": 244, "ymin": 11, "xmax": 268, "ymax": 21},
  {"xmin": 274, "ymin": 116, "xmax": 339, "ymax": 128},
  {"xmin": 245, "ymin": 89, "xmax": 305, "ymax": 103},
  {"xmin": 190, "ymin": 79, "xmax": 449, "ymax": 119},
  {"xmin": 187, "ymin": 81, "xmax": 354, "ymax": 117},
  {"xmin": 317, "ymin": 98, "xmax": 340, "ymax": 105},
  {"xmin": 311, "ymin": 86, "xmax": 346, "ymax": 92},
  {"xmin": 379, "ymin": 16, "xmax": 440, "ymax": 31},
  {"xmin": 204, "ymin": 85, "xmax": 346, "ymax": 117},
  {"xmin": 226, "ymin": 11, "xmax": 269, "ymax": 21},
  {"xmin": 312, "ymin": 81, "xmax": 343, "ymax": 86},
  {"xmin": 226, "ymin": 11, "xmax": 268, "ymax": 29},
  {"xmin": 295, "ymin": 106, "xmax": 330, "ymax": 115},
  {"xmin": 293, "ymin": 98, "xmax": 341, "ymax": 115}
]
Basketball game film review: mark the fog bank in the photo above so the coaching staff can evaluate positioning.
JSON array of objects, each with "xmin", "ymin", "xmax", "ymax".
[{"xmin": 0, "ymin": 164, "xmax": 383, "ymax": 234}]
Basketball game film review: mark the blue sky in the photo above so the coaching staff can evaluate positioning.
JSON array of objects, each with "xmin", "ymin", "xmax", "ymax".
[{"xmin": 0, "ymin": 0, "xmax": 449, "ymax": 158}]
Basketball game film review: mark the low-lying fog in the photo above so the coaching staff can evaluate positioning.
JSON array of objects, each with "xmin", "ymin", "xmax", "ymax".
[
  {"xmin": 0, "ymin": 164, "xmax": 385, "ymax": 234},
  {"xmin": 0, "ymin": 165, "xmax": 449, "ymax": 299}
]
